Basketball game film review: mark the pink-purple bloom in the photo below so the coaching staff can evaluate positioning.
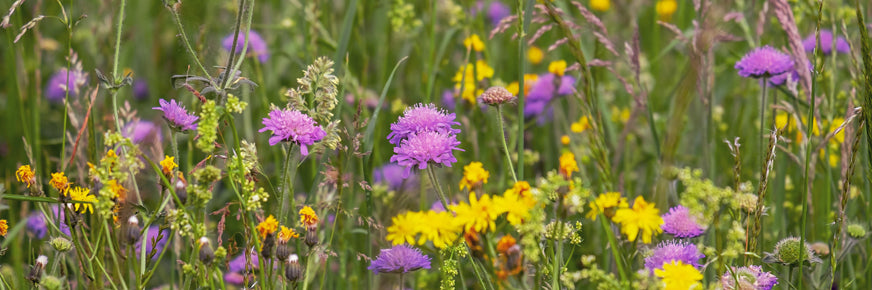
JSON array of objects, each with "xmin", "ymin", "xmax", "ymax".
[
  {"xmin": 735, "ymin": 46, "xmax": 795, "ymax": 78},
  {"xmin": 387, "ymin": 103, "xmax": 461, "ymax": 145},
  {"xmin": 661, "ymin": 205, "xmax": 705, "ymax": 238},
  {"xmin": 644, "ymin": 240, "xmax": 705, "ymax": 272},
  {"xmin": 135, "ymin": 226, "xmax": 169, "ymax": 260},
  {"xmin": 368, "ymin": 244, "xmax": 431, "ymax": 274},
  {"xmin": 373, "ymin": 163, "xmax": 419, "ymax": 192},
  {"xmin": 390, "ymin": 131, "xmax": 464, "ymax": 178},
  {"xmin": 222, "ymin": 30, "xmax": 269, "ymax": 63},
  {"xmin": 802, "ymin": 30, "xmax": 850, "ymax": 55},
  {"xmin": 259, "ymin": 108, "xmax": 327, "ymax": 156},
  {"xmin": 123, "ymin": 120, "xmax": 163, "ymax": 144},
  {"xmin": 45, "ymin": 68, "xmax": 88, "ymax": 103},
  {"xmin": 26, "ymin": 206, "xmax": 70, "ymax": 239},
  {"xmin": 153, "ymin": 99, "xmax": 199, "ymax": 132},
  {"xmin": 720, "ymin": 265, "xmax": 778, "ymax": 290},
  {"xmin": 524, "ymin": 73, "xmax": 576, "ymax": 124},
  {"xmin": 768, "ymin": 61, "xmax": 812, "ymax": 87},
  {"xmin": 473, "ymin": 1, "xmax": 512, "ymax": 26}
]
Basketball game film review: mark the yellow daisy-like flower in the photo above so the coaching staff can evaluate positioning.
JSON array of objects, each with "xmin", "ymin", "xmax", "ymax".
[
  {"xmin": 656, "ymin": 0, "xmax": 678, "ymax": 21},
  {"xmin": 586, "ymin": 192, "xmax": 629, "ymax": 220},
  {"xmin": 611, "ymin": 196, "xmax": 663, "ymax": 243},
  {"xmin": 571, "ymin": 116, "xmax": 591, "ymax": 133},
  {"xmin": 66, "ymin": 186, "xmax": 97, "ymax": 214},
  {"xmin": 561, "ymin": 135, "xmax": 570, "ymax": 145},
  {"xmin": 299, "ymin": 206, "xmax": 319, "ymax": 227},
  {"xmin": 590, "ymin": 0, "xmax": 611, "ymax": 12},
  {"xmin": 16, "ymin": 165, "xmax": 36, "ymax": 188},
  {"xmin": 548, "ymin": 60, "xmax": 567, "ymax": 76},
  {"xmin": 559, "ymin": 152, "xmax": 579, "ymax": 178},
  {"xmin": 386, "ymin": 211, "xmax": 423, "ymax": 245},
  {"xmin": 418, "ymin": 210, "xmax": 461, "ymax": 249},
  {"xmin": 256, "ymin": 215, "xmax": 279, "ymax": 239},
  {"xmin": 527, "ymin": 46, "xmax": 544, "ymax": 64},
  {"xmin": 463, "ymin": 34, "xmax": 485, "ymax": 52},
  {"xmin": 494, "ymin": 183, "xmax": 536, "ymax": 225},
  {"xmin": 278, "ymin": 226, "xmax": 300, "ymax": 243},
  {"xmin": 50, "ymin": 172, "xmax": 69, "ymax": 193},
  {"xmin": 459, "ymin": 162, "xmax": 490, "ymax": 190},
  {"xmin": 106, "ymin": 179, "xmax": 127, "ymax": 200},
  {"xmin": 0, "ymin": 220, "xmax": 7, "ymax": 237},
  {"xmin": 160, "ymin": 155, "xmax": 178, "ymax": 176},
  {"xmin": 451, "ymin": 193, "xmax": 500, "ymax": 233},
  {"xmin": 654, "ymin": 261, "xmax": 703, "ymax": 290}
]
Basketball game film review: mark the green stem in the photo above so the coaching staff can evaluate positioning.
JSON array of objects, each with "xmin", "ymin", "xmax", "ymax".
[
  {"xmin": 167, "ymin": 1, "xmax": 216, "ymax": 87},
  {"xmin": 496, "ymin": 106, "xmax": 518, "ymax": 183}
]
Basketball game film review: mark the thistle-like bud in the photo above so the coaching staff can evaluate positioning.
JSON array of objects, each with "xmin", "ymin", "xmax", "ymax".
[
  {"xmin": 261, "ymin": 233, "xmax": 276, "ymax": 259},
  {"xmin": 174, "ymin": 173, "xmax": 188, "ymax": 205},
  {"xmin": 199, "ymin": 237, "xmax": 215, "ymax": 264},
  {"xmin": 276, "ymin": 243, "xmax": 291, "ymax": 262},
  {"xmin": 50, "ymin": 237, "xmax": 73, "ymax": 252},
  {"xmin": 304, "ymin": 225, "xmax": 318, "ymax": 248},
  {"xmin": 763, "ymin": 237, "xmax": 822, "ymax": 265},
  {"xmin": 284, "ymin": 254, "xmax": 303, "ymax": 282},
  {"xmin": 39, "ymin": 275, "xmax": 63, "ymax": 290},
  {"xmin": 27, "ymin": 255, "xmax": 48, "ymax": 283},
  {"xmin": 480, "ymin": 86, "xmax": 516, "ymax": 106},
  {"xmin": 125, "ymin": 216, "xmax": 141, "ymax": 245},
  {"xmin": 847, "ymin": 223, "xmax": 867, "ymax": 239}
]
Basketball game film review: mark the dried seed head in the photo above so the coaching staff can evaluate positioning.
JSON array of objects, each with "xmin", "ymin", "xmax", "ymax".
[
  {"xmin": 479, "ymin": 86, "xmax": 516, "ymax": 106},
  {"xmin": 27, "ymin": 255, "xmax": 48, "ymax": 283},
  {"xmin": 125, "ymin": 216, "xmax": 141, "ymax": 245}
]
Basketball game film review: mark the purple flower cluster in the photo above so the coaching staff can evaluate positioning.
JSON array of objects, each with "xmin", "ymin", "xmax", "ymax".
[
  {"xmin": 720, "ymin": 265, "xmax": 778, "ymax": 290},
  {"xmin": 153, "ymin": 99, "xmax": 199, "ymax": 132},
  {"xmin": 389, "ymin": 103, "xmax": 464, "ymax": 178},
  {"xmin": 373, "ymin": 163, "xmax": 419, "ymax": 192},
  {"xmin": 661, "ymin": 206, "xmax": 705, "ymax": 238},
  {"xmin": 123, "ymin": 120, "xmax": 163, "ymax": 144},
  {"xmin": 368, "ymin": 244, "xmax": 431, "ymax": 274},
  {"xmin": 735, "ymin": 46, "xmax": 795, "ymax": 79},
  {"xmin": 644, "ymin": 240, "xmax": 705, "ymax": 272},
  {"xmin": 259, "ymin": 108, "xmax": 327, "ymax": 156},
  {"xmin": 802, "ymin": 30, "xmax": 850, "ymax": 55},
  {"xmin": 134, "ymin": 226, "xmax": 169, "ymax": 260},
  {"xmin": 525, "ymin": 73, "xmax": 576, "ymax": 124},
  {"xmin": 225, "ymin": 249, "xmax": 260, "ymax": 286},
  {"xmin": 45, "ymin": 68, "xmax": 88, "ymax": 103},
  {"xmin": 768, "ymin": 61, "xmax": 812, "ymax": 87},
  {"xmin": 222, "ymin": 30, "xmax": 269, "ymax": 63},
  {"xmin": 26, "ymin": 206, "xmax": 71, "ymax": 239}
]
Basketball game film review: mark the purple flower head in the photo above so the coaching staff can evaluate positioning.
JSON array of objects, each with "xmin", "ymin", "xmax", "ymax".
[
  {"xmin": 644, "ymin": 240, "xmax": 705, "ymax": 272},
  {"xmin": 802, "ymin": 30, "xmax": 850, "ymax": 55},
  {"xmin": 390, "ymin": 131, "xmax": 464, "ymax": 178},
  {"xmin": 229, "ymin": 249, "xmax": 260, "ymax": 273},
  {"xmin": 387, "ymin": 103, "xmax": 461, "ymax": 145},
  {"xmin": 524, "ymin": 74, "xmax": 574, "ymax": 124},
  {"xmin": 373, "ymin": 163, "xmax": 419, "ymax": 192},
  {"xmin": 368, "ymin": 244, "xmax": 431, "ymax": 274},
  {"xmin": 486, "ymin": 1, "xmax": 511, "ymax": 26},
  {"xmin": 769, "ymin": 61, "xmax": 813, "ymax": 87},
  {"xmin": 259, "ymin": 108, "xmax": 327, "ymax": 156},
  {"xmin": 123, "ymin": 121, "xmax": 163, "ymax": 144},
  {"xmin": 720, "ymin": 265, "xmax": 778, "ymax": 290},
  {"xmin": 133, "ymin": 80, "xmax": 149, "ymax": 100},
  {"xmin": 153, "ymin": 99, "xmax": 199, "ymax": 132},
  {"xmin": 135, "ymin": 226, "xmax": 169, "ymax": 260},
  {"xmin": 224, "ymin": 272, "xmax": 246, "ymax": 286},
  {"xmin": 735, "ymin": 46, "xmax": 795, "ymax": 78},
  {"xmin": 46, "ymin": 68, "xmax": 88, "ymax": 103},
  {"xmin": 661, "ymin": 205, "xmax": 705, "ymax": 238},
  {"xmin": 222, "ymin": 30, "xmax": 269, "ymax": 63},
  {"xmin": 26, "ymin": 206, "xmax": 70, "ymax": 239}
]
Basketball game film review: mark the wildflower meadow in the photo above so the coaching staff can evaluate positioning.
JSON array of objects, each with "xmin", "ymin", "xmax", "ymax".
[{"xmin": 3, "ymin": 0, "xmax": 872, "ymax": 289}]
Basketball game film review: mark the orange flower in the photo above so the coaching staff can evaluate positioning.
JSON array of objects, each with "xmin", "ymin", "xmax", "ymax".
[
  {"xmin": 16, "ymin": 165, "xmax": 36, "ymax": 188},
  {"xmin": 0, "ymin": 220, "xmax": 7, "ymax": 237},
  {"xmin": 256, "ymin": 215, "xmax": 279, "ymax": 239},
  {"xmin": 278, "ymin": 226, "xmax": 299, "ymax": 243},
  {"xmin": 50, "ymin": 172, "xmax": 69, "ymax": 193},
  {"xmin": 299, "ymin": 206, "xmax": 319, "ymax": 227}
]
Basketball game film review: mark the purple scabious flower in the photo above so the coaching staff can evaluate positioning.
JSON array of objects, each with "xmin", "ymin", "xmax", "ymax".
[
  {"xmin": 644, "ymin": 240, "xmax": 705, "ymax": 272},
  {"xmin": 259, "ymin": 108, "xmax": 327, "ymax": 156},
  {"xmin": 222, "ymin": 30, "xmax": 269, "ymax": 63},
  {"xmin": 661, "ymin": 206, "xmax": 705, "ymax": 238},
  {"xmin": 153, "ymin": 99, "xmax": 199, "ymax": 132},
  {"xmin": 373, "ymin": 163, "xmax": 419, "ymax": 192},
  {"xmin": 123, "ymin": 121, "xmax": 163, "ymax": 144},
  {"xmin": 26, "ymin": 206, "xmax": 70, "ymax": 239},
  {"xmin": 133, "ymin": 80, "xmax": 149, "ymax": 100},
  {"xmin": 387, "ymin": 103, "xmax": 461, "ymax": 145},
  {"xmin": 135, "ymin": 226, "xmax": 169, "ymax": 260},
  {"xmin": 390, "ymin": 131, "xmax": 464, "ymax": 178},
  {"xmin": 720, "ymin": 265, "xmax": 778, "ymax": 290},
  {"xmin": 768, "ymin": 61, "xmax": 812, "ymax": 87},
  {"xmin": 802, "ymin": 30, "xmax": 850, "ymax": 55},
  {"xmin": 229, "ymin": 249, "xmax": 260, "ymax": 273},
  {"xmin": 45, "ymin": 68, "xmax": 88, "ymax": 103},
  {"xmin": 524, "ymin": 74, "xmax": 576, "ymax": 124},
  {"xmin": 486, "ymin": 1, "xmax": 511, "ymax": 26},
  {"xmin": 368, "ymin": 244, "xmax": 431, "ymax": 274},
  {"xmin": 735, "ymin": 46, "xmax": 795, "ymax": 78}
]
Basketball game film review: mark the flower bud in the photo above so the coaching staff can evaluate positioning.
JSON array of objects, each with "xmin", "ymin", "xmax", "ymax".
[
  {"xmin": 50, "ymin": 237, "xmax": 73, "ymax": 252},
  {"xmin": 199, "ymin": 237, "xmax": 215, "ymax": 264},
  {"xmin": 304, "ymin": 225, "xmax": 318, "ymax": 248},
  {"xmin": 261, "ymin": 233, "xmax": 276, "ymax": 259},
  {"xmin": 284, "ymin": 254, "xmax": 303, "ymax": 282},
  {"xmin": 276, "ymin": 243, "xmax": 291, "ymax": 261},
  {"xmin": 174, "ymin": 174, "xmax": 188, "ymax": 205},
  {"xmin": 27, "ymin": 255, "xmax": 48, "ymax": 283},
  {"xmin": 125, "ymin": 216, "xmax": 141, "ymax": 245},
  {"xmin": 39, "ymin": 275, "xmax": 63, "ymax": 290},
  {"xmin": 847, "ymin": 223, "xmax": 867, "ymax": 239},
  {"xmin": 480, "ymin": 86, "xmax": 516, "ymax": 106}
]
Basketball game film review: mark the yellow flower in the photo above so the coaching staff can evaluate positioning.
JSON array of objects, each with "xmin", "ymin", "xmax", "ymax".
[
  {"xmin": 590, "ymin": 0, "xmax": 610, "ymax": 12},
  {"xmin": 418, "ymin": 210, "xmax": 461, "ymax": 249},
  {"xmin": 571, "ymin": 116, "xmax": 591, "ymax": 133},
  {"xmin": 829, "ymin": 117, "xmax": 846, "ymax": 144},
  {"xmin": 106, "ymin": 180, "xmax": 127, "ymax": 200},
  {"xmin": 0, "ymin": 220, "xmax": 7, "ymax": 237},
  {"xmin": 561, "ymin": 135, "xmax": 570, "ymax": 145},
  {"xmin": 459, "ymin": 162, "xmax": 490, "ymax": 190},
  {"xmin": 278, "ymin": 226, "xmax": 300, "ymax": 242},
  {"xmin": 66, "ymin": 186, "xmax": 97, "ymax": 214},
  {"xmin": 256, "ymin": 215, "xmax": 279, "ymax": 239},
  {"xmin": 299, "ymin": 206, "xmax": 319, "ymax": 227},
  {"xmin": 611, "ymin": 107, "xmax": 630, "ymax": 124},
  {"xmin": 494, "ymin": 182, "xmax": 537, "ymax": 225},
  {"xmin": 160, "ymin": 155, "xmax": 178, "ymax": 176},
  {"xmin": 50, "ymin": 172, "xmax": 69, "ymax": 193},
  {"xmin": 611, "ymin": 196, "xmax": 663, "ymax": 243},
  {"xmin": 559, "ymin": 152, "xmax": 579, "ymax": 178},
  {"xmin": 548, "ymin": 60, "xmax": 567, "ymax": 76},
  {"xmin": 506, "ymin": 74, "xmax": 540, "ymax": 96},
  {"xmin": 16, "ymin": 165, "xmax": 36, "ymax": 188},
  {"xmin": 463, "ymin": 34, "xmax": 485, "ymax": 52},
  {"xmin": 586, "ymin": 192, "xmax": 629, "ymax": 220},
  {"xmin": 386, "ymin": 211, "xmax": 423, "ymax": 245},
  {"xmin": 528, "ymin": 46, "xmax": 544, "ymax": 64},
  {"xmin": 453, "ymin": 60, "xmax": 494, "ymax": 83},
  {"xmin": 654, "ymin": 261, "xmax": 703, "ymax": 290},
  {"xmin": 451, "ymin": 193, "xmax": 501, "ymax": 233},
  {"xmin": 656, "ymin": 0, "xmax": 678, "ymax": 21}
]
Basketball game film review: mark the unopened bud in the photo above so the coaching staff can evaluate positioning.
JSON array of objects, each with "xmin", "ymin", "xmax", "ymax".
[
  {"xmin": 261, "ymin": 233, "xmax": 276, "ymax": 259},
  {"xmin": 27, "ymin": 255, "xmax": 48, "ymax": 283},
  {"xmin": 285, "ymin": 254, "xmax": 303, "ymax": 282},
  {"xmin": 125, "ymin": 216, "xmax": 141, "ymax": 245},
  {"xmin": 50, "ymin": 237, "xmax": 73, "ymax": 252},
  {"xmin": 199, "ymin": 237, "xmax": 215, "ymax": 264},
  {"xmin": 305, "ymin": 225, "xmax": 318, "ymax": 248}
]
